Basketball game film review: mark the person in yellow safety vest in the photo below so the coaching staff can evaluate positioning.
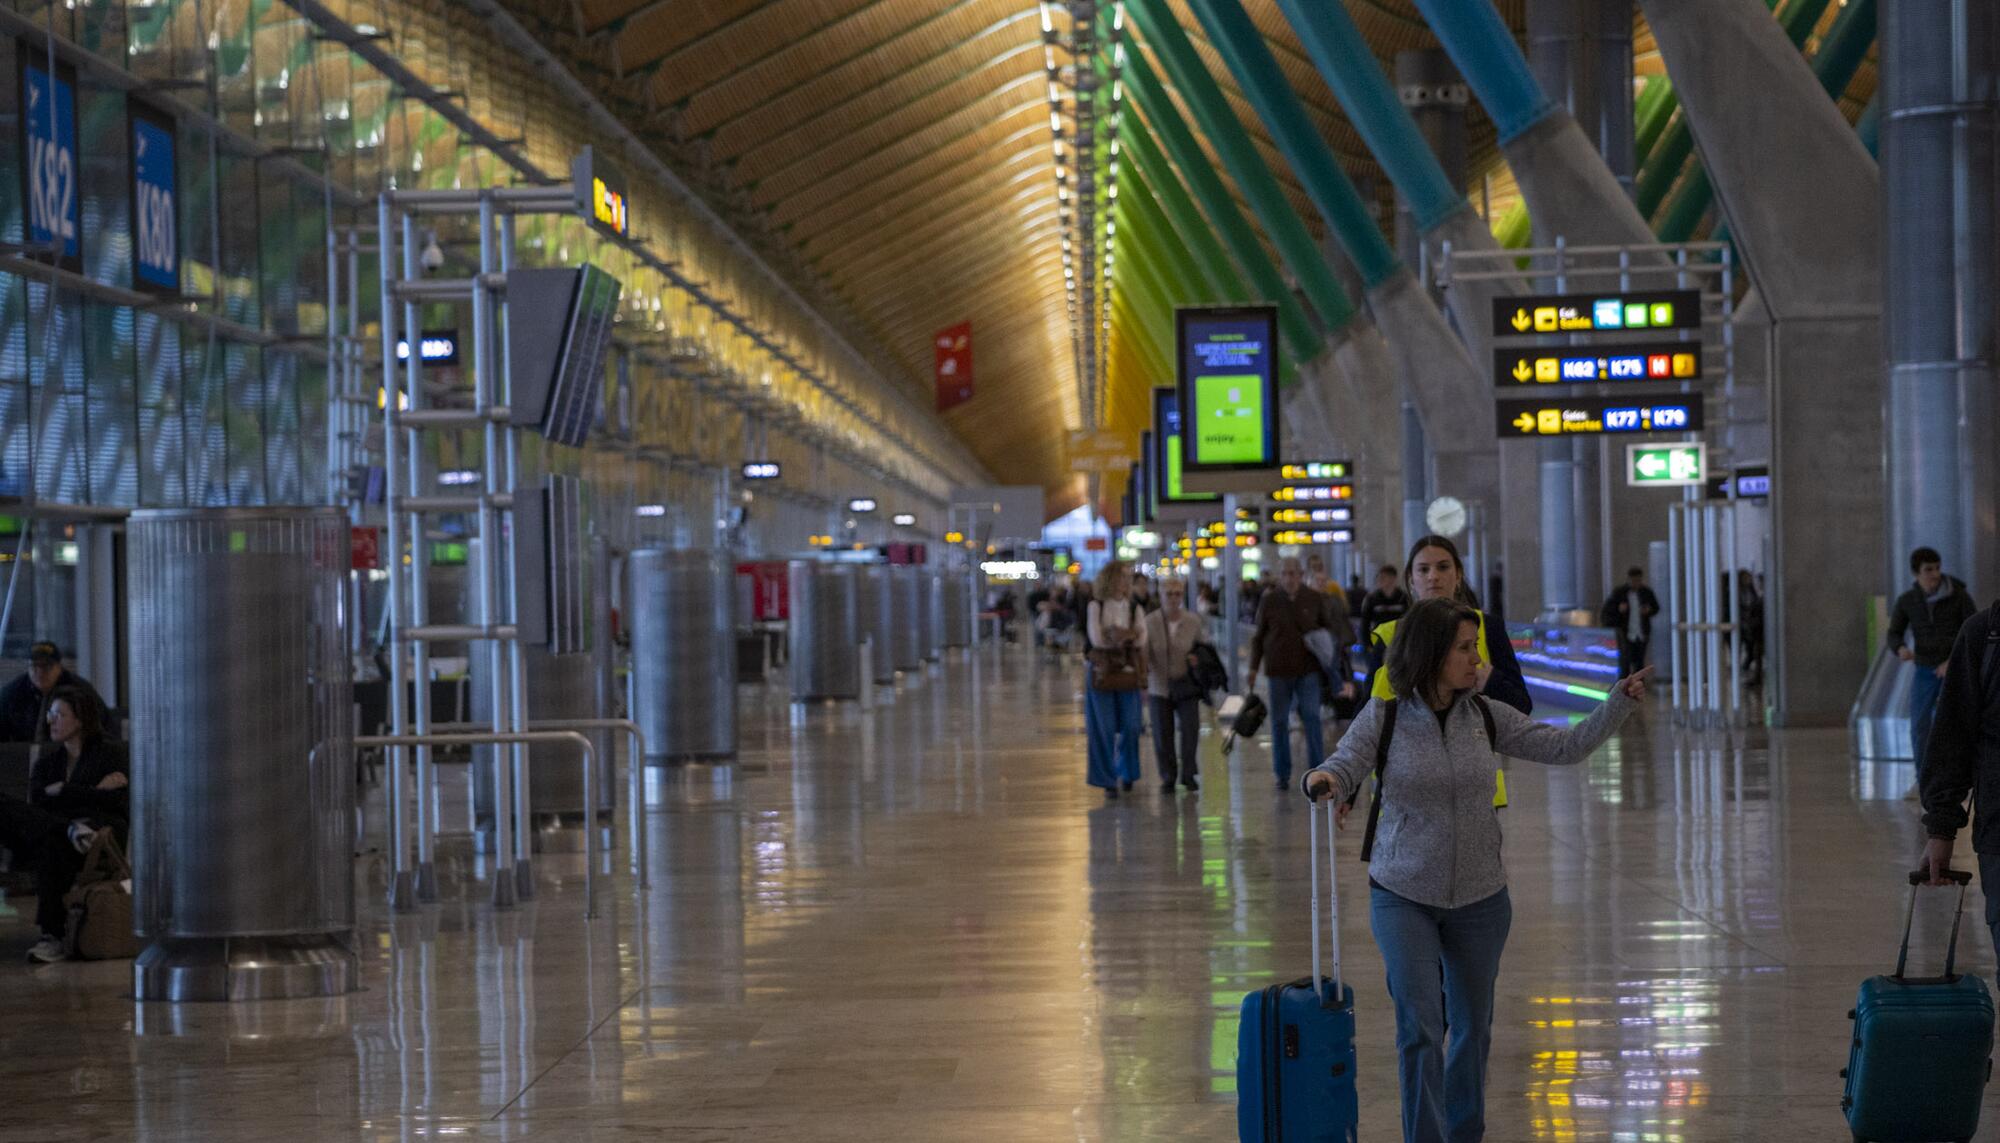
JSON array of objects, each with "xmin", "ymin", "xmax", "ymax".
[{"xmin": 1367, "ymin": 535, "xmax": 1534, "ymax": 808}]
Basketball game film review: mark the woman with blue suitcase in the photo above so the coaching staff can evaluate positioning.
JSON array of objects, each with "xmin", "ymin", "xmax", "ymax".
[{"xmin": 1304, "ymin": 598, "xmax": 1652, "ymax": 1143}]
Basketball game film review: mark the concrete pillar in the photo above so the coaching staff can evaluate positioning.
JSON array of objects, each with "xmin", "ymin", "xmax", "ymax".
[
  {"xmin": 1881, "ymin": 0, "xmax": 2000, "ymax": 600},
  {"xmin": 1640, "ymin": 0, "xmax": 1883, "ymax": 725},
  {"xmin": 1393, "ymin": 50, "xmax": 1468, "ymax": 275}
]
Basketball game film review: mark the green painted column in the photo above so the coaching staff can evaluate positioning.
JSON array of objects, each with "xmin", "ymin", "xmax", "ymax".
[
  {"xmin": 1120, "ymin": 167, "xmax": 1218, "ymax": 305},
  {"xmin": 1119, "ymin": 115, "xmax": 1247, "ymax": 304},
  {"xmin": 1125, "ymin": 0, "xmax": 1357, "ymax": 337}
]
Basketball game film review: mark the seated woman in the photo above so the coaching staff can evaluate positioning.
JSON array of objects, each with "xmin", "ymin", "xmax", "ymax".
[
  {"xmin": 0, "ymin": 686, "xmax": 128, "ymax": 963},
  {"xmin": 1304, "ymin": 598, "xmax": 1650, "ymax": 1142}
]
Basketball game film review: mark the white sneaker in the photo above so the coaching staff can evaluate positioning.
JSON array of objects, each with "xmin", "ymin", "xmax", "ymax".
[{"xmin": 26, "ymin": 937, "xmax": 66, "ymax": 964}]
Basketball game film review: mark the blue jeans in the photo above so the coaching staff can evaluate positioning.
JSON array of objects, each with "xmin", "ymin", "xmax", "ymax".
[
  {"xmin": 1911, "ymin": 663, "xmax": 1945, "ymax": 773},
  {"xmin": 1371, "ymin": 883, "xmax": 1513, "ymax": 1143},
  {"xmin": 1085, "ymin": 672, "xmax": 1144, "ymax": 789},
  {"xmin": 1266, "ymin": 672, "xmax": 1324, "ymax": 782}
]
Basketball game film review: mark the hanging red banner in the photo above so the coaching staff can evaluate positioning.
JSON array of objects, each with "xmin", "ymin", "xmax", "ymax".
[{"xmin": 934, "ymin": 321, "xmax": 973, "ymax": 411}]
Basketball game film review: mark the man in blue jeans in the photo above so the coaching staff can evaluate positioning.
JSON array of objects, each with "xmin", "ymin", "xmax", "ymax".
[
  {"xmin": 1245, "ymin": 558, "xmax": 1326, "ymax": 789},
  {"xmin": 1889, "ymin": 547, "xmax": 1977, "ymax": 775}
]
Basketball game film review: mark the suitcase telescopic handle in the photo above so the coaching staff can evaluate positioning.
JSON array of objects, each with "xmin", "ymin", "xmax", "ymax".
[
  {"xmin": 1897, "ymin": 869, "xmax": 1974, "ymax": 981},
  {"xmin": 1309, "ymin": 796, "xmax": 1342, "ymax": 1005}
]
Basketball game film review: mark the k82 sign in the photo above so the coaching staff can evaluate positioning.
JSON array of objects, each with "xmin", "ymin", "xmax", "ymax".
[{"xmin": 19, "ymin": 49, "xmax": 80, "ymax": 271}]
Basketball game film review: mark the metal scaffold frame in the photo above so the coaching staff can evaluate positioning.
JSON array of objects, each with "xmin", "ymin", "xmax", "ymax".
[{"xmin": 376, "ymin": 182, "xmax": 580, "ymax": 913}]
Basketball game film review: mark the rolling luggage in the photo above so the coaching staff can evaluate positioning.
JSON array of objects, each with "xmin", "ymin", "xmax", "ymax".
[
  {"xmin": 1842, "ymin": 869, "xmax": 1994, "ymax": 1143},
  {"xmin": 1236, "ymin": 798, "xmax": 1358, "ymax": 1142},
  {"xmin": 1221, "ymin": 694, "xmax": 1268, "ymax": 755}
]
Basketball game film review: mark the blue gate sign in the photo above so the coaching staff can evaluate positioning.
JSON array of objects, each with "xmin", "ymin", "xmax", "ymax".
[
  {"xmin": 19, "ymin": 49, "xmax": 80, "ymax": 269},
  {"xmin": 129, "ymin": 99, "xmax": 179, "ymax": 294}
]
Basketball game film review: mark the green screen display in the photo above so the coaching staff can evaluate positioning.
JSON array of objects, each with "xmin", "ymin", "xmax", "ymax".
[
  {"xmin": 1193, "ymin": 374, "xmax": 1266, "ymax": 463},
  {"xmin": 1179, "ymin": 309, "xmax": 1278, "ymax": 471}
]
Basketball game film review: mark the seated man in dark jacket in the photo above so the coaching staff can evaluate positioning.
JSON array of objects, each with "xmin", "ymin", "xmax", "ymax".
[
  {"xmin": 0, "ymin": 641, "xmax": 106, "ymax": 744},
  {"xmin": 1919, "ymin": 600, "xmax": 2000, "ymax": 953},
  {"xmin": 0, "ymin": 685, "xmax": 127, "ymax": 963}
]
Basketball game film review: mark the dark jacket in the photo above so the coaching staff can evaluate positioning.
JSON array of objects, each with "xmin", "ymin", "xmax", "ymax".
[
  {"xmin": 29, "ymin": 736, "xmax": 129, "ymax": 825},
  {"xmin": 0, "ymin": 668, "xmax": 101, "ymax": 744},
  {"xmin": 1600, "ymin": 584, "xmax": 1661, "ymax": 642},
  {"xmin": 1920, "ymin": 603, "xmax": 2000, "ymax": 851},
  {"xmin": 1249, "ymin": 585, "xmax": 1326, "ymax": 679},
  {"xmin": 1359, "ymin": 588, "xmax": 1410, "ymax": 637},
  {"xmin": 1890, "ymin": 576, "xmax": 1979, "ymax": 668}
]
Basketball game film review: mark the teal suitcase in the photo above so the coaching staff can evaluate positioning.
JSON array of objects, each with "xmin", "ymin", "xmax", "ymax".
[{"xmin": 1842, "ymin": 870, "xmax": 1994, "ymax": 1143}]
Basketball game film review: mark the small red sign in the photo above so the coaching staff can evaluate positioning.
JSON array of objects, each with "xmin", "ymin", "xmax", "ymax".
[
  {"xmin": 350, "ymin": 526, "xmax": 380, "ymax": 571},
  {"xmin": 735, "ymin": 561, "xmax": 790, "ymax": 621},
  {"xmin": 1085, "ymin": 537, "xmax": 1108, "ymax": 552},
  {"xmin": 934, "ymin": 322, "xmax": 973, "ymax": 412}
]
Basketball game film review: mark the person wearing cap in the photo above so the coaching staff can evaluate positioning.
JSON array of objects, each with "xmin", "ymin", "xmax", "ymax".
[{"xmin": 0, "ymin": 643, "xmax": 104, "ymax": 744}]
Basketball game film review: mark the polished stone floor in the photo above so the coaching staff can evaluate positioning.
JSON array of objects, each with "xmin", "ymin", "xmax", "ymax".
[{"xmin": 0, "ymin": 642, "xmax": 1991, "ymax": 1141}]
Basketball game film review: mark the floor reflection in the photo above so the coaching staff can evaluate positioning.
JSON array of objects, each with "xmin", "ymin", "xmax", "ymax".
[{"xmin": 0, "ymin": 653, "xmax": 1994, "ymax": 1138}]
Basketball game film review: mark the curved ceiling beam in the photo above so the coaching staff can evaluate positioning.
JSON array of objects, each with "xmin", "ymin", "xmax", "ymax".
[
  {"xmin": 855, "ymin": 241, "xmax": 1066, "ymax": 324},
  {"xmin": 784, "ymin": 121, "xmax": 1048, "ymax": 241},
  {"xmin": 714, "ymin": 13, "xmax": 1044, "ymax": 161},
  {"xmin": 736, "ymin": 47, "xmax": 1048, "ymax": 179},
  {"xmin": 767, "ymin": 101, "xmax": 1049, "ymax": 226},
  {"xmin": 622, "ymin": 0, "xmax": 894, "ymax": 84},
  {"xmin": 693, "ymin": 0, "xmax": 1004, "ymax": 137},
  {"xmin": 829, "ymin": 199, "xmax": 1062, "ymax": 298},
  {"xmin": 744, "ymin": 70, "xmax": 1040, "ymax": 200},
  {"xmin": 832, "ymin": 215, "xmax": 1067, "ymax": 311},
  {"xmin": 807, "ymin": 163, "xmax": 1058, "ymax": 272}
]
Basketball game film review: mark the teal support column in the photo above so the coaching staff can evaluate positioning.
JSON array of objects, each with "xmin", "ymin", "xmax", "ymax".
[
  {"xmin": 1123, "ymin": 0, "xmax": 1355, "ymax": 337},
  {"xmin": 1409, "ymin": 0, "xmax": 1656, "ymax": 248},
  {"xmin": 1121, "ymin": 116, "xmax": 1247, "ymax": 305},
  {"xmin": 1120, "ymin": 47, "xmax": 1325, "ymax": 363},
  {"xmin": 1405, "ymin": 0, "xmax": 1557, "ymax": 143},
  {"xmin": 1273, "ymin": 0, "xmax": 1465, "ymax": 233},
  {"xmin": 1181, "ymin": 0, "xmax": 1401, "ymax": 289}
]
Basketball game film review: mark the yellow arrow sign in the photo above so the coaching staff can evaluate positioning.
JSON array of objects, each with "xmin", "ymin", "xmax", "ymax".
[
  {"xmin": 1513, "ymin": 412, "xmax": 1537, "ymax": 433},
  {"xmin": 1511, "ymin": 358, "xmax": 1532, "ymax": 382},
  {"xmin": 1510, "ymin": 308, "xmax": 1532, "ymax": 332}
]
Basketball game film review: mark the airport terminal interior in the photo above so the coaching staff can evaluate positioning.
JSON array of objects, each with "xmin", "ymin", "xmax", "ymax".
[{"xmin": 0, "ymin": 0, "xmax": 1993, "ymax": 1139}]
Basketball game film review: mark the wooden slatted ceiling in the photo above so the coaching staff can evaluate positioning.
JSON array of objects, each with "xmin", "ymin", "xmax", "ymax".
[{"xmin": 526, "ymin": 0, "xmax": 1836, "ymax": 518}]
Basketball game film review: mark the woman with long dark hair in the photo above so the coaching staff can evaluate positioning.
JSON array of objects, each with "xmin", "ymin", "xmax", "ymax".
[
  {"xmin": 1305, "ymin": 598, "xmax": 1650, "ymax": 1142},
  {"xmin": 0, "ymin": 686, "xmax": 129, "ymax": 962}
]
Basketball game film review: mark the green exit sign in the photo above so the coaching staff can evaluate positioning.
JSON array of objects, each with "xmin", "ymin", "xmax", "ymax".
[{"xmin": 1626, "ymin": 442, "xmax": 1706, "ymax": 487}]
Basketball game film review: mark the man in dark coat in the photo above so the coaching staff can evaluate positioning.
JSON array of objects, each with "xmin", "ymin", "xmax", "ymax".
[
  {"xmin": 1889, "ymin": 547, "xmax": 1979, "ymax": 774},
  {"xmin": 1600, "ymin": 568, "xmax": 1662, "ymax": 680}
]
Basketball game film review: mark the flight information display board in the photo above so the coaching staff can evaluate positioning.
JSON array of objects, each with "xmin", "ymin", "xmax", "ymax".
[
  {"xmin": 1152, "ymin": 387, "xmax": 1220, "ymax": 511},
  {"xmin": 1493, "ymin": 342, "xmax": 1702, "ymax": 386},
  {"xmin": 1176, "ymin": 306, "xmax": 1279, "ymax": 492},
  {"xmin": 1496, "ymin": 396, "xmax": 1704, "ymax": 438},
  {"xmin": 1492, "ymin": 289, "xmax": 1701, "ymax": 335}
]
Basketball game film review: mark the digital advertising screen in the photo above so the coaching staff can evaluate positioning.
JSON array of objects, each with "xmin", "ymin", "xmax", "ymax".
[
  {"xmin": 1136, "ymin": 434, "xmax": 1152, "ymax": 525},
  {"xmin": 1176, "ymin": 306, "xmax": 1280, "ymax": 493},
  {"xmin": 1152, "ymin": 387, "xmax": 1220, "ymax": 520}
]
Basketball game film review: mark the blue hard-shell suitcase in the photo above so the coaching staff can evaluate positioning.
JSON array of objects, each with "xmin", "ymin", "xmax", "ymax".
[
  {"xmin": 1237, "ymin": 799, "xmax": 1359, "ymax": 1142},
  {"xmin": 1842, "ymin": 869, "xmax": 1994, "ymax": 1143}
]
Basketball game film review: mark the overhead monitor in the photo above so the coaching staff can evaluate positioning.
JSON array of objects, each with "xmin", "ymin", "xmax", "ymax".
[
  {"xmin": 1176, "ymin": 305, "xmax": 1281, "ymax": 494},
  {"xmin": 1151, "ymin": 387, "xmax": 1221, "ymax": 521},
  {"xmin": 1136, "ymin": 433, "xmax": 1152, "ymax": 525}
]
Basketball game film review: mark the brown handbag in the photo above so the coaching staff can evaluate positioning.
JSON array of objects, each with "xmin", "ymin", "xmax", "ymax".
[
  {"xmin": 64, "ymin": 830, "xmax": 138, "ymax": 961},
  {"xmin": 1089, "ymin": 643, "xmax": 1146, "ymax": 691}
]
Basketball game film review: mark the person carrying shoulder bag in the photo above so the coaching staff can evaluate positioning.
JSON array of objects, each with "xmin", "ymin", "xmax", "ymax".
[
  {"xmin": 1303, "ymin": 597, "xmax": 1651, "ymax": 1143},
  {"xmin": 1084, "ymin": 561, "xmax": 1147, "ymax": 797},
  {"xmin": 1142, "ymin": 577, "xmax": 1207, "ymax": 794}
]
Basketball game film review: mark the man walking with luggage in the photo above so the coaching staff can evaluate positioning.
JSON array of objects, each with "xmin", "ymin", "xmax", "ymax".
[
  {"xmin": 1919, "ymin": 598, "xmax": 2000, "ymax": 945},
  {"xmin": 1891, "ymin": 547, "xmax": 1978, "ymax": 775}
]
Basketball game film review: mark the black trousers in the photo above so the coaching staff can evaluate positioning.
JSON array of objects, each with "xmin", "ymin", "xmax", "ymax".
[
  {"xmin": 1150, "ymin": 694, "xmax": 1201, "ymax": 784},
  {"xmin": 1617, "ymin": 636, "xmax": 1650, "ymax": 680},
  {"xmin": 0, "ymin": 793, "xmax": 80, "ymax": 937}
]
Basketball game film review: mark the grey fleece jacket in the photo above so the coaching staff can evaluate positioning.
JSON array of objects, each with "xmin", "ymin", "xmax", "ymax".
[{"xmin": 1306, "ymin": 689, "xmax": 1637, "ymax": 909}]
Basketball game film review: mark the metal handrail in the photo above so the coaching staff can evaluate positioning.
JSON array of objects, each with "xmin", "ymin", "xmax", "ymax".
[
  {"xmin": 429, "ymin": 717, "xmax": 649, "ymax": 890},
  {"xmin": 356, "ymin": 731, "xmax": 602, "ymax": 918}
]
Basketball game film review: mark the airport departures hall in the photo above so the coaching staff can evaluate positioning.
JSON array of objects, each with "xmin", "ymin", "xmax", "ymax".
[{"xmin": 0, "ymin": 0, "xmax": 1990, "ymax": 1139}]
